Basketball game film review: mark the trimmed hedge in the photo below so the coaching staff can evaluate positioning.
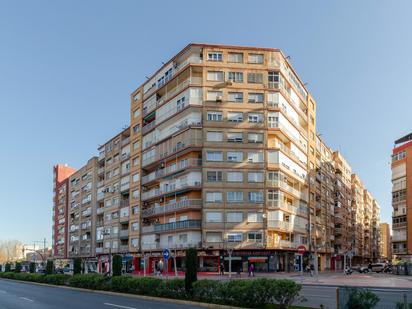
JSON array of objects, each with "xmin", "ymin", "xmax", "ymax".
[{"xmin": 0, "ymin": 272, "xmax": 303, "ymax": 308}]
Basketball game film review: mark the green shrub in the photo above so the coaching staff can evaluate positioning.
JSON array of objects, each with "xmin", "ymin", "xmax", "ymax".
[
  {"xmin": 193, "ymin": 279, "xmax": 222, "ymax": 303},
  {"xmin": 112, "ymin": 255, "xmax": 122, "ymax": 277},
  {"xmin": 110, "ymin": 276, "xmax": 135, "ymax": 293},
  {"xmin": 41, "ymin": 274, "xmax": 70, "ymax": 285},
  {"xmin": 45, "ymin": 260, "xmax": 54, "ymax": 275},
  {"xmin": 158, "ymin": 278, "xmax": 187, "ymax": 299},
  {"xmin": 73, "ymin": 258, "xmax": 82, "ymax": 275},
  {"xmin": 185, "ymin": 247, "xmax": 197, "ymax": 293},
  {"xmin": 29, "ymin": 262, "xmax": 36, "ymax": 273},
  {"xmin": 68, "ymin": 274, "xmax": 110, "ymax": 290},
  {"xmin": 346, "ymin": 287, "xmax": 380, "ymax": 309},
  {"xmin": 396, "ymin": 302, "xmax": 412, "ymax": 309},
  {"xmin": 5, "ymin": 263, "xmax": 11, "ymax": 272},
  {"xmin": 15, "ymin": 262, "xmax": 22, "ymax": 273},
  {"xmin": 128, "ymin": 277, "xmax": 162, "ymax": 296},
  {"xmin": 270, "ymin": 279, "xmax": 304, "ymax": 309}
]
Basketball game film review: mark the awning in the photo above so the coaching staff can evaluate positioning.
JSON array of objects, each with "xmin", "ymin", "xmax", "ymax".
[{"xmin": 248, "ymin": 257, "xmax": 268, "ymax": 262}]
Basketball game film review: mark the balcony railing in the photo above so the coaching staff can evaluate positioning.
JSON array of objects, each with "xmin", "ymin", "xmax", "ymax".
[
  {"xmin": 142, "ymin": 159, "xmax": 202, "ymax": 184},
  {"xmin": 267, "ymin": 179, "xmax": 308, "ymax": 201},
  {"xmin": 267, "ymin": 220, "xmax": 306, "ymax": 233},
  {"xmin": 119, "ymin": 230, "xmax": 129, "ymax": 238},
  {"xmin": 142, "ymin": 199, "xmax": 202, "ymax": 218},
  {"xmin": 154, "ymin": 219, "xmax": 201, "ymax": 233},
  {"xmin": 121, "ymin": 137, "xmax": 130, "ymax": 146},
  {"xmin": 119, "ymin": 245, "xmax": 129, "ymax": 252},
  {"xmin": 141, "ymin": 181, "xmax": 201, "ymax": 201},
  {"xmin": 267, "ymin": 200, "xmax": 308, "ymax": 217},
  {"xmin": 96, "ymin": 247, "xmax": 103, "ymax": 254}
]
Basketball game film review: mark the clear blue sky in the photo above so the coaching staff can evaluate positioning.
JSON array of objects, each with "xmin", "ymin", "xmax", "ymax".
[{"xmin": 0, "ymin": 0, "xmax": 410, "ymax": 245}]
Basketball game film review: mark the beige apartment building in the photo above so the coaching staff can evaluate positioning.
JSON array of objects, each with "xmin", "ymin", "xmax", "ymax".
[
  {"xmin": 95, "ymin": 128, "xmax": 131, "ymax": 273},
  {"xmin": 54, "ymin": 43, "xmax": 381, "ymax": 273},
  {"xmin": 67, "ymin": 157, "xmax": 99, "ymax": 271},
  {"xmin": 391, "ymin": 133, "xmax": 412, "ymax": 261}
]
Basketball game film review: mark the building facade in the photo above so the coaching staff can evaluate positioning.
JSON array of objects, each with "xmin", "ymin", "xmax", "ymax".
[
  {"xmin": 391, "ymin": 133, "xmax": 412, "ymax": 261},
  {"xmin": 53, "ymin": 43, "xmax": 381, "ymax": 272},
  {"xmin": 52, "ymin": 164, "xmax": 76, "ymax": 259},
  {"xmin": 380, "ymin": 223, "xmax": 391, "ymax": 261}
]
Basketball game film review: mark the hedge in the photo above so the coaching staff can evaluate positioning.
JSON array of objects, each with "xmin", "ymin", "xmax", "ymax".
[{"xmin": 0, "ymin": 272, "xmax": 303, "ymax": 308}]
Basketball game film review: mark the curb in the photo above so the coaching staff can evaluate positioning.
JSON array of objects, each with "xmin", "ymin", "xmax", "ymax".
[{"xmin": 0, "ymin": 278, "xmax": 245, "ymax": 309}]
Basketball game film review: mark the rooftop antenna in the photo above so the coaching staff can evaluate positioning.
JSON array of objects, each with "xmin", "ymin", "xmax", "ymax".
[
  {"xmin": 285, "ymin": 55, "xmax": 291, "ymax": 60},
  {"xmin": 145, "ymin": 76, "xmax": 150, "ymax": 80}
]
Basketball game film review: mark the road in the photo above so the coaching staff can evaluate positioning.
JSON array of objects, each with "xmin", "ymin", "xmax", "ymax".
[
  {"xmin": 1, "ymin": 278, "xmax": 412, "ymax": 309},
  {"xmin": 0, "ymin": 279, "xmax": 203, "ymax": 309}
]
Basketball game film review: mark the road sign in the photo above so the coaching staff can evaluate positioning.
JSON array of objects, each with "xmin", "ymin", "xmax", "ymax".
[
  {"xmin": 297, "ymin": 245, "xmax": 306, "ymax": 254},
  {"xmin": 163, "ymin": 248, "xmax": 170, "ymax": 260}
]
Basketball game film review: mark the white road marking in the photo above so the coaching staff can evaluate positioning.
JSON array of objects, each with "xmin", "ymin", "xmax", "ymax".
[
  {"xmin": 103, "ymin": 303, "xmax": 137, "ymax": 309},
  {"xmin": 19, "ymin": 297, "xmax": 34, "ymax": 302}
]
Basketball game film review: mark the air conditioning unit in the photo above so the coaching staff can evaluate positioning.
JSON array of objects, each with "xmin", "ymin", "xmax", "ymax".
[{"xmin": 215, "ymin": 95, "xmax": 223, "ymax": 102}]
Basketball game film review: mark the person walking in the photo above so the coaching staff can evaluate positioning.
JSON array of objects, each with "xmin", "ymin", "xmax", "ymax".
[
  {"xmin": 248, "ymin": 263, "xmax": 255, "ymax": 277},
  {"xmin": 220, "ymin": 261, "xmax": 224, "ymax": 276}
]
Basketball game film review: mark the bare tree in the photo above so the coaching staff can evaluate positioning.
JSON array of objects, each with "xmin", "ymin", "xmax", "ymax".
[{"xmin": 0, "ymin": 240, "xmax": 23, "ymax": 263}]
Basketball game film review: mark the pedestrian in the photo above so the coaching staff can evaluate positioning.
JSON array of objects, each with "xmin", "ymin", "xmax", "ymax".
[
  {"xmin": 220, "ymin": 261, "xmax": 224, "ymax": 276},
  {"xmin": 248, "ymin": 263, "xmax": 255, "ymax": 277},
  {"xmin": 310, "ymin": 263, "xmax": 314, "ymax": 277},
  {"xmin": 158, "ymin": 260, "xmax": 164, "ymax": 276}
]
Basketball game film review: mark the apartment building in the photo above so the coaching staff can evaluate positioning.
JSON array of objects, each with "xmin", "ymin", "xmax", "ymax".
[
  {"xmin": 95, "ymin": 128, "xmax": 131, "ymax": 273},
  {"xmin": 391, "ymin": 133, "xmax": 412, "ymax": 261},
  {"xmin": 52, "ymin": 164, "xmax": 76, "ymax": 259},
  {"xmin": 380, "ymin": 222, "xmax": 391, "ymax": 261},
  {"xmin": 67, "ymin": 157, "xmax": 99, "ymax": 270},
  {"xmin": 53, "ymin": 43, "xmax": 381, "ymax": 272}
]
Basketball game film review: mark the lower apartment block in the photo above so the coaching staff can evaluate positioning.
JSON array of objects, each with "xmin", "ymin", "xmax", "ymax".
[{"xmin": 53, "ymin": 43, "xmax": 381, "ymax": 273}]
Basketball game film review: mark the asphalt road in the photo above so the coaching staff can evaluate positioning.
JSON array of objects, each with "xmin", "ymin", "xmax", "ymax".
[
  {"xmin": 1, "ymin": 278, "xmax": 412, "ymax": 309},
  {"xmin": 0, "ymin": 279, "xmax": 203, "ymax": 309}
]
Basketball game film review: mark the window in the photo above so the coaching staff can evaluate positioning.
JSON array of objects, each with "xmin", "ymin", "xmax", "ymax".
[
  {"xmin": 207, "ymin": 171, "xmax": 223, "ymax": 182},
  {"xmin": 227, "ymin": 191, "xmax": 243, "ymax": 203},
  {"xmin": 179, "ymin": 234, "xmax": 188, "ymax": 243},
  {"xmin": 267, "ymin": 189, "xmax": 279, "ymax": 201},
  {"xmin": 248, "ymin": 93, "xmax": 264, "ymax": 103},
  {"xmin": 207, "ymin": 71, "xmax": 224, "ymax": 81},
  {"xmin": 393, "ymin": 150, "xmax": 406, "ymax": 162},
  {"xmin": 248, "ymin": 172, "xmax": 263, "ymax": 183},
  {"xmin": 249, "ymin": 191, "xmax": 264, "ymax": 203},
  {"xmin": 248, "ymin": 54, "xmax": 264, "ymax": 64},
  {"xmin": 206, "ymin": 151, "xmax": 223, "ymax": 162},
  {"xmin": 206, "ymin": 212, "xmax": 223, "ymax": 223},
  {"xmin": 247, "ymin": 212, "xmax": 263, "ymax": 223},
  {"xmin": 207, "ymin": 131, "xmax": 223, "ymax": 142},
  {"xmin": 227, "ymin": 233, "xmax": 243, "ymax": 242},
  {"xmin": 228, "ymin": 52, "xmax": 243, "ymax": 63},
  {"xmin": 206, "ymin": 192, "xmax": 223, "ymax": 203},
  {"xmin": 227, "ymin": 212, "xmax": 243, "ymax": 223},
  {"xmin": 247, "ymin": 151, "xmax": 263, "ymax": 163},
  {"xmin": 228, "ymin": 92, "xmax": 243, "ymax": 103},
  {"xmin": 227, "ymin": 132, "xmax": 243, "ymax": 142},
  {"xmin": 248, "ymin": 133, "xmax": 263, "ymax": 143},
  {"xmin": 131, "ymin": 222, "xmax": 139, "ymax": 231},
  {"xmin": 207, "ymin": 111, "xmax": 223, "ymax": 121},
  {"xmin": 133, "ymin": 108, "xmax": 140, "ymax": 118},
  {"xmin": 247, "ymin": 73, "xmax": 263, "ymax": 84},
  {"xmin": 133, "ymin": 125, "xmax": 140, "ymax": 134},
  {"xmin": 227, "ymin": 151, "xmax": 243, "ymax": 162},
  {"xmin": 227, "ymin": 171, "xmax": 243, "ymax": 182},
  {"xmin": 207, "ymin": 91, "xmax": 223, "ymax": 101},
  {"xmin": 131, "ymin": 238, "xmax": 139, "ymax": 248},
  {"xmin": 247, "ymin": 232, "xmax": 263, "ymax": 242},
  {"xmin": 206, "ymin": 232, "xmax": 222, "ymax": 242},
  {"xmin": 208, "ymin": 52, "xmax": 223, "ymax": 61},
  {"xmin": 268, "ymin": 72, "xmax": 280, "ymax": 88},
  {"xmin": 132, "ymin": 173, "xmax": 139, "ymax": 183},
  {"xmin": 228, "ymin": 72, "xmax": 243, "ymax": 83},
  {"xmin": 248, "ymin": 113, "xmax": 263, "ymax": 123},
  {"xmin": 227, "ymin": 112, "xmax": 243, "ymax": 122}
]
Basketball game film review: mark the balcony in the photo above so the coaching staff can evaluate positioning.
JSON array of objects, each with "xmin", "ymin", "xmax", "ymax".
[
  {"xmin": 273, "ymin": 142, "xmax": 306, "ymax": 166},
  {"xmin": 121, "ymin": 137, "xmax": 130, "ymax": 147},
  {"xmin": 120, "ymin": 182, "xmax": 130, "ymax": 192},
  {"xmin": 119, "ymin": 214, "xmax": 129, "ymax": 223},
  {"xmin": 142, "ymin": 225, "xmax": 155, "ymax": 234},
  {"xmin": 142, "ymin": 158, "xmax": 202, "ymax": 185},
  {"xmin": 142, "ymin": 199, "xmax": 202, "ymax": 218},
  {"xmin": 267, "ymin": 220, "xmax": 306, "ymax": 233},
  {"xmin": 142, "ymin": 121, "xmax": 157, "ymax": 135},
  {"xmin": 141, "ymin": 180, "xmax": 201, "ymax": 201},
  {"xmin": 119, "ymin": 245, "xmax": 129, "ymax": 252},
  {"xmin": 267, "ymin": 179, "xmax": 308, "ymax": 201},
  {"xmin": 96, "ymin": 207, "xmax": 105, "ymax": 215},
  {"xmin": 119, "ymin": 230, "xmax": 129, "ymax": 239},
  {"xmin": 154, "ymin": 219, "xmax": 201, "ymax": 233},
  {"xmin": 97, "ymin": 192, "xmax": 105, "ymax": 201},
  {"xmin": 98, "ymin": 167, "xmax": 105, "ymax": 175},
  {"xmin": 96, "ymin": 247, "xmax": 103, "ymax": 254},
  {"xmin": 267, "ymin": 200, "xmax": 308, "ymax": 217}
]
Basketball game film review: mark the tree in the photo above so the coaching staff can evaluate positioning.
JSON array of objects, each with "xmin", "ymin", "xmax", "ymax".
[
  {"xmin": 15, "ymin": 262, "xmax": 22, "ymax": 273},
  {"xmin": 73, "ymin": 258, "xmax": 82, "ymax": 275},
  {"xmin": 29, "ymin": 262, "xmax": 36, "ymax": 273},
  {"xmin": 112, "ymin": 255, "xmax": 122, "ymax": 276},
  {"xmin": 185, "ymin": 247, "xmax": 198, "ymax": 293},
  {"xmin": 0, "ymin": 240, "xmax": 23, "ymax": 263},
  {"xmin": 46, "ymin": 260, "xmax": 54, "ymax": 275},
  {"xmin": 346, "ymin": 288, "xmax": 380, "ymax": 309},
  {"xmin": 5, "ymin": 263, "xmax": 11, "ymax": 272}
]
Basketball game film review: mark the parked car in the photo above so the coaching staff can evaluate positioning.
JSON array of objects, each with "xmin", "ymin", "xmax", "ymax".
[
  {"xmin": 63, "ymin": 267, "xmax": 73, "ymax": 275},
  {"xmin": 358, "ymin": 266, "xmax": 370, "ymax": 273},
  {"xmin": 370, "ymin": 263, "xmax": 386, "ymax": 273}
]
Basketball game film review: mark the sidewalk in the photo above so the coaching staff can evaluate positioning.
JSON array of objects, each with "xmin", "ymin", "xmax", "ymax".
[{"xmin": 132, "ymin": 270, "xmax": 412, "ymax": 288}]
